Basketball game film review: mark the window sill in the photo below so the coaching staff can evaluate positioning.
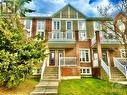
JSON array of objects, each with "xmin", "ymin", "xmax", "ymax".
[{"xmin": 80, "ymin": 61, "xmax": 91, "ymax": 64}]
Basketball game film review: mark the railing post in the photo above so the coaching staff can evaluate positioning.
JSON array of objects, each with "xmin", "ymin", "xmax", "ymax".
[
  {"xmin": 109, "ymin": 67, "xmax": 111, "ymax": 79},
  {"xmin": 58, "ymin": 57, "xmax": 61, "ymax": 80},
  {"xmin": 125, "ymin": 66, "xmax": 127, "ymax": 79},
  {"xmin": 40, "ymin": 58, "xmax": 47, "ymax": 80}
]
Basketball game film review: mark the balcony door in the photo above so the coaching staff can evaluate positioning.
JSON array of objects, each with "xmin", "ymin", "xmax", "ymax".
[{"xmin": 49, "ymin": 49, "xmax": 65, "ymax": 66}]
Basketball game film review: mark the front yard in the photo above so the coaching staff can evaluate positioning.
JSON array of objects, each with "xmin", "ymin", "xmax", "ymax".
[
  {"xmin": 0, "ymin": 77, "xmax": 39, "ymax": 95},
  {"xmin": 59, "ymin": 77, "xmax": 127, "ymax": 95}
]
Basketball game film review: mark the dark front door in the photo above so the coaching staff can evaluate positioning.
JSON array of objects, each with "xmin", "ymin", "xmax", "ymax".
[{"xmin": 49, "ymin": 50, "xmax": 55, "ymax": 66}]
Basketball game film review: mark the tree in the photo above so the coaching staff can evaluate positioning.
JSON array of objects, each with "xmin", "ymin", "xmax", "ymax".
[
  {"xmin": 97, "ymin": 0, "xmax": 127, "ymax": 57},
  {"xmin": 0, "ymin": 0, "xmax": 35, "ymax": 16},
  {"xmin": 15, "ymin": 0, "xmax": 35, "ymax": 16},
  {"xmin": 0, "ymin": 1, "xmax": 48, "ymax": 87}
]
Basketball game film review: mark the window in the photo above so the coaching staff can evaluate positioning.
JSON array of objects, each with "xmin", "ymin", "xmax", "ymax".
[
  {"xmin": 53, "ymin": 21, "xmax": 60, "ymax": 30},
  {"xmin": 117, "ymin": 20, "xmax": 125, "ymax": 32},
  {"xmin": 80, "ymin": 49, "xmax": 90, "ymax": 62},
  {"xmin": 66, "ymin": 21, "xmax": 72, "ymax": 30},
  {"xmin": 94, "ymin": 21, "xmax": 102, "ymax": 31},
  {"xmin": 79, "ymin": 32, "xmax": 87, "ymax": 41},
  {"xmin": 37, "ymin": 21, "xmax": 45, "ymax": 40},
  {"xmin": 78, "ymin": 21, "xmax": 86, "ymax": 30},
  {"xmin": 37, "ymin": 21, "xmax": 44, "ymax": 31},
  {"xmin": 120, "ymin": 49, "xmax": 126, "ymax": 58},
  {"xmin": 24, "ymin": 20, "xmax": 32, "ymax": 37},
  {"xmin": 80, "ymin": 68, "xmax": 92, "ymax": 75}
]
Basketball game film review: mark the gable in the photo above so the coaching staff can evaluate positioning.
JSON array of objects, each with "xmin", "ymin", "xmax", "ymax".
[{"xmin": 52, "ymin": 4, "xmax": 86, "ymax": 19}]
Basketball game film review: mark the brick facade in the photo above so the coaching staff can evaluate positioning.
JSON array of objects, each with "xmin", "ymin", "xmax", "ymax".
[{"xmin": 23, "ymin": 4, "xmax": 122, "ymax": 78}]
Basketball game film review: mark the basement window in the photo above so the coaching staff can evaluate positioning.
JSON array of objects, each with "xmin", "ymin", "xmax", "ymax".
[{"xmin": 80, "ymin": 68, "xmax": 92, "ymax": 75}]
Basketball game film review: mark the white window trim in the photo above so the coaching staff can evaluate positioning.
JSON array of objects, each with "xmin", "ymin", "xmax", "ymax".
[
  {"xmin": 66, "ymin": 21, "xmax": 73, "ymax": 30},
  {"xmin": 78, "ymin": 20, "xmax": 86, "ymax": 30},
  {"xmin": 52, "ymin": 20, "xmax": 61, "ymax": 31},
  {"xmin": 93, "ymin": 21, "xmax": 102, "ymax": 32},
  {"xmin": 36, "ymin": 20, "xmax": 45, "ymax": 39},
  {"xmin": 80, "ymin": 67, "xmax": 92, "ymax": 75},
  {"xmin": 78, "ymin": 31, "xmax": 87, "ymax": 41},
  {"xmin": 37, "ymin": 20, "xmax": 45, "ymax": 32},
  {"xmin": 120, "ymin": 49, "xmax": 126, "ymax": 58},
  {"xmin": 24, "ymin": 20, "xmax": 32, "ymax": 37},
  {"xmin": 80, "ymin": 49, "xmax": 91, "ymax": 63}
]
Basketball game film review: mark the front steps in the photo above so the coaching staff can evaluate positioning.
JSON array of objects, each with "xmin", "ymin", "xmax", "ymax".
[
  {"xmin": 30, "ymin": 67, "xmax": 59, "ymax": 95},
  {"xmin": 110, "ymin": 67, "xmax": 127, "ymax": 83}
]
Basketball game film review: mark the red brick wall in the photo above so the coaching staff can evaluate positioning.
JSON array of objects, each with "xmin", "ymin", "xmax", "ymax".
[
  {"xmin": 61, "ymin": 67, "xmax": 80, "ymax": 76},
  {"xmin": 109, "ymin": 49, "xmax": 120, "ymax": 66},
  {"xmin": 31, "ymin": 19, "xmax": 37, "ymax": 37},
  {"xmin": 65, "ymin": 48, "xmax": 76, "ymax": 57},
  {"xmin": 45, "ymin": 19, "xmax": 52, "ymax": 40},
  {"xmin": 92, "ymin": 68, "xmax": 100, "ymax": 77}
]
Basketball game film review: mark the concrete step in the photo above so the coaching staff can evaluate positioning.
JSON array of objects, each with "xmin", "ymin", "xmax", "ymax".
[
  {"xmin": 40, "ymin": 79, "xmax": 59, "ymax": 82},
  {"xmin": 110, "ymin": 78, "xmax": 127, "ymax": 81},
  {"xmin": 36, "ymin": 81, "xmax": 59, "ymax": 89},
  {"xmin": 44, "ymin": 72, "xmax": 58, "ymax": 75},
  {"xmin": 44, "ymin": 74, "xmax": 58, "ymax": 76},
  {"xmin": 43, "ymin": 76, "xmax": 58, "ymax": 80},
  {"xmin": 111, "ymin": 75, "xmax": 125, "ymax": 77},
  {"xmin": 30, "ymin": 88, "xmax": 58, "ymax": 95}
]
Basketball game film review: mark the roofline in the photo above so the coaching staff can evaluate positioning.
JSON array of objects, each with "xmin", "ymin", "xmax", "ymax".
[
  {"xmin": 52, "ymin": 3, "xmax": 87, "ymax": 18},
  {"xmin": 86, "ymin": 17, "xmax": 113, "ymax": 21},
  {"xmin": 24, "ymin": 16, "xmax": 52, "ymax": 19}
]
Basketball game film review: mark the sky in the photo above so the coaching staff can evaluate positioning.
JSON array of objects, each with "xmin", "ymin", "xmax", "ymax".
[{"xmin": 25, "ymin": 0, "xmax": 121, "ymax": 17}]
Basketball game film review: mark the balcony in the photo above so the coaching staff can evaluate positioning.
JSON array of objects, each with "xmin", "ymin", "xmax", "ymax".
[
  {"xmin": 91, "ymin": 31, "xmax": 120, "ymax": 48},
  {"xmin": 48, "ymin": 31, "xmax": 76, "ymax": 48},
  {"xmin": 100, "ymin": 32, "xmax": 120, "ymax": 45}
]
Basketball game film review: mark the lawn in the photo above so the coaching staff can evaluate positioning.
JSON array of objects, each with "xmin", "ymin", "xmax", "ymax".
[
  {"xmin": 0, "ymin": 77, "xmax": 39, "ymax": 95},
  {"xmin": 59, "ymin": 77, "xmax": 127, "ymax": 95}
]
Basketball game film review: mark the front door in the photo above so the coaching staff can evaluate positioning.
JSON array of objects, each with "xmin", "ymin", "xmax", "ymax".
[
  {"xmin": 49, "ymin": 50, "xmax": 55, "ymax": 66},
  {"xmin": 49, "ymin": 49, "xmax": 64, "ymax": 66}
]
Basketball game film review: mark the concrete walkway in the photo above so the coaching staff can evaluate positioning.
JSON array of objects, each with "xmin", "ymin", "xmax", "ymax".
[{"xmin": 30, "ymin": 67, "xmax": 59, "ymax": 95}]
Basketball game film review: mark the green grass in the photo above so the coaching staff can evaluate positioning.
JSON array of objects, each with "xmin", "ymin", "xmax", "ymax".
[
  {"xmin": 0, "ymin": 77, "xmax": 39, "ymax": 95},
  {"xmin": 59, "ymin": 77, "xmax": 127, "ymax": 95}
]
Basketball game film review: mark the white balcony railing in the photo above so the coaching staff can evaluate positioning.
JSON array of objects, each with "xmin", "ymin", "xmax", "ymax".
[
  {"xmin": 100, "ymin": 31, "xmax": 119, "ymax": 44},
  {"xmin": 48, "ymin": 31, "xmax": 75, "ymax": 41},
  {"xmin": 91, "ymin": 36, "xmax": 96, "ymax": 46},
  {"xmin": 78, "ymin": 30, "xmax": 87, "ymax": 41},
  {"xmin": 101, "ymin": 58, "xmax": 111, "ymax": 79},
  {"xmin": 113, "ymin": 57, "xmax": 127, "ymax": 79},
  {"xmin": 60, "ymin": 57, "xmax": 77, "ymax": 66}
]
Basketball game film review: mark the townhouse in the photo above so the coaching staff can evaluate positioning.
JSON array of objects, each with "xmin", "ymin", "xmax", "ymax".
[{"xmin": 24, "ymin": 4, "xmax": 127, "ymax": 80}]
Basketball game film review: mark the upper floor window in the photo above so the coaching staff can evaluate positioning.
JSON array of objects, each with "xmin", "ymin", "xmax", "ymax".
[
  {"xmin": 120, "ymin": 49, "xmax": 126, "ymax": 58},
  {"xmin": 37, "ymin": 21, "xmax": 45, "ymax": 40},
  {"xmin": 117, "ymin": 20, "xmax": 125, "ymax": 32},
  {"xmin": 80, "ymin": 49, "xmax": 90, "ymax": 63},
  {"xmin": 94, "ymin": 21, "xmax": 102, "ymax": 31},
  {"xmin": 78, "ymin": 21, "xmax": 86, "ymax": 30},
  {"xmin": 53, "ymin": 21, "xmax": 60, "ymax": 30},
  {"xmin": 24, "ymin": 20, "xmax": 32, "ymax": 37},
  {"xmin": 66, "ymin": 21, "xmax": 72, "ymax": 30},
  {"xmin": 37, "ymin": 21, "xmax": 45, "ymax": 31}
]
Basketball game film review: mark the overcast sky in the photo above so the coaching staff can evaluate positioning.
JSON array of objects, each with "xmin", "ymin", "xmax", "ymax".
[{"xmin": 25, "ymin": 0, "xmax": 121, "ymax": 17}]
